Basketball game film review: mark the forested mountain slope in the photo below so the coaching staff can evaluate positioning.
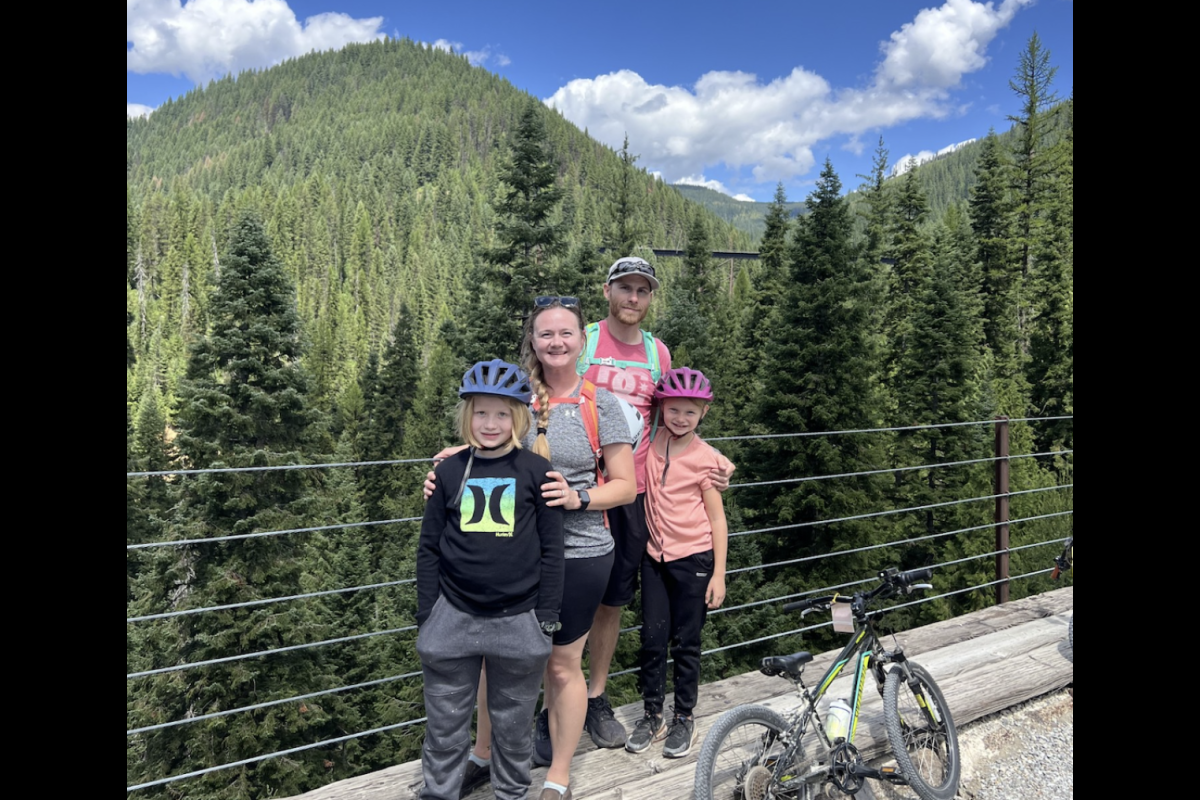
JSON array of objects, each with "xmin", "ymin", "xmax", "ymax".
[
  {"xmin": 127, "ymin": 37, "xmax": 753, "ymax": 424},
  {"xmin": 127, "ymin": 34, "xmax": 1072, "ymax": 800}
]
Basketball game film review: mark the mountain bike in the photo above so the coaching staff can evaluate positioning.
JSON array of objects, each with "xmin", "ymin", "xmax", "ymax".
[
  {"xmin": 694, "ymin": 568, "xmax": 960, "ymax": 800},
  {"xmin": 1051, "ymin": 536, "xmax": 1073, "ymax": 649}
]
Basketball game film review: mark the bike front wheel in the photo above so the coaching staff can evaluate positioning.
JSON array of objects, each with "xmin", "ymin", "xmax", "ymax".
[
  {"xmin": 694, "ymin": 704, "xmax": 811, "ymax": 800},
  {"xmin": 882, "ymin": 663, "xmax": 961, "ymax": 800}
]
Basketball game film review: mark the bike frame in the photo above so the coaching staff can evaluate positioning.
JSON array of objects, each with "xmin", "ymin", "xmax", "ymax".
[{"xmin": 773, "ymin": 596, "xmax": 916, "ymax": 794}]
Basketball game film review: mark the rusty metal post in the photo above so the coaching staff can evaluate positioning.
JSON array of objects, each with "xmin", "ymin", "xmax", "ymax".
[{"xmin": 994, "ymin": 416, "xmax": 1010, "ymax": 604}]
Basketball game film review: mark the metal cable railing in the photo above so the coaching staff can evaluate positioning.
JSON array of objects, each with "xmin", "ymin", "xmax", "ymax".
[
  {"xmin": 128, "ymin": 564, "xmax": 1068, "ymax": 793},
  {"xmin": 729, "ymin": 449, "xmax": 1069, "ymax": 490},
  {"xmin": 125, "ymin": 517, "xmax": 1071, "ymax": 747},
  {"xmin": 728, "ymin": 484, "xmax": 1070, "ymax": 540},
  {"xmin": 127, "ymin": 515, "xmax": 422, "ymax": 550},
  {"xmin": 127, "ymin": 415, "xmax": 1072, "ymax": 793},
  {"xmin": 127, "ymin": 527, "xmax": 1072, "ymax": 737},
  {"xmin": 703, "ymin": 415, "xmax": 1073, "ymax": 443},
  {"xmin": 126, "ymin": 499, "xmax": 1069, "ymax": 625}
]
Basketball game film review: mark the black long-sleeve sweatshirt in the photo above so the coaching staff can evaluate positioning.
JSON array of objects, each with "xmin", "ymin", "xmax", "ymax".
[{"xmin": 416, "ymin": 447, "xmax": 564, "ymax": 626}]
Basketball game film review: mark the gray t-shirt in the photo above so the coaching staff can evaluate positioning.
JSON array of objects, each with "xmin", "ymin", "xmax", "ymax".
[{"xmin": 523, "ymin": 384, "xmax": 633, "ymax": 558}]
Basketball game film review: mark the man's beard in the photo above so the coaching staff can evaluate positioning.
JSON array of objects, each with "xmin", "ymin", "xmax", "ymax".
[{"xmin": 610, "ymin": 299, "xmax": 647, "ymax": 325}]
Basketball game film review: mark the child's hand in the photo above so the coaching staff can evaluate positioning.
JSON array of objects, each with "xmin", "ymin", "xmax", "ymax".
[
  {"xmin": 423, "ymin": 470, "xmax": 437, "ymax": 500},
  {"xmin": 706, "ymin": 575, "xmax": 726, "ymax": 609},
  {"xmin": 710, "ymin": 455, "xmax": 736, "ymax": 492}
]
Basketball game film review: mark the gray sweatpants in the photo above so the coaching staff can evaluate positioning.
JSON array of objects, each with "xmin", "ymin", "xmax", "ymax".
[{"xmin": 416, "ymin": 595, "xmax": 553, "ymax": 800}]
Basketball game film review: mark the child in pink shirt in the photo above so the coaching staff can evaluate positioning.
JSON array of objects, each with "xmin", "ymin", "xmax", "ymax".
[{"xmin": 625, "ymin": 367, "xmax": 728, "ymax": 759}]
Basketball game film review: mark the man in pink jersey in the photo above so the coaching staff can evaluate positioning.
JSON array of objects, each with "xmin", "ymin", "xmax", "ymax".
[{"xmin": 572, "ymin": 256, "xmax": 734, "ymax": 749}]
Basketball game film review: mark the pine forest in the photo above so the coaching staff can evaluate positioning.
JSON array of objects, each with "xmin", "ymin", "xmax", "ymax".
[{"xmin": 127, "ymin": 36, "xmax": 1073, "ymax": 799}]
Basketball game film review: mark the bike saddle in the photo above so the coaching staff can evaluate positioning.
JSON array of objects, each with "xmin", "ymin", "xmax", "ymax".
[{"xmin": 760, "ymin": 652, "xmax": 813, "ymax": 679}]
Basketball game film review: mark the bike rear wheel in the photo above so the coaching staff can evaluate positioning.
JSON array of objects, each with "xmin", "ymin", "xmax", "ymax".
[
  {"xmin": 694, "ymin": 705, "xmax": 813, "ymax": 800},
  {"xmin": 882, "ymin": 663, "xmax": 960, "ymax": 800}
]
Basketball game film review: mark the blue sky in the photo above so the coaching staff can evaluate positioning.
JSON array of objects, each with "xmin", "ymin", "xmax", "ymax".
[{"xmin": 128, "ymin": 0, "xmax": 1073, "ymax": 203}]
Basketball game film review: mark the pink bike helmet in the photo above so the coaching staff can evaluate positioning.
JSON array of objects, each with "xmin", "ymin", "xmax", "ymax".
[{"xmin": 655, "ymin": 367, "xmax": 714, "ymax": 402}]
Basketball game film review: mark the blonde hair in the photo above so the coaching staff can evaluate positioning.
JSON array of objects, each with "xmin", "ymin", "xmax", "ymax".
[
  {"xmin": 520, "ymin": 300, "xmax": 587, "ymax": 461},
  {"xmin": 455, "ymin": 395, "xmax": 531, "ymax": 450}
]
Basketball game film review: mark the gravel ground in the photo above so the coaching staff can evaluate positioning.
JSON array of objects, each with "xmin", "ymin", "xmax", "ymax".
[
  {"xmin": 953, "ymin": 689, "xmax": 1073, "ymax": 800},
  {"xmin": 865, "ymin": 687, "xmax": 1073, "ymax": 800}
]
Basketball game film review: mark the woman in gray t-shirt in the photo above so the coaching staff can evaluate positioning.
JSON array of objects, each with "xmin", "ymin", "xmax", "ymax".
[
  {"xmin": 516, "ymin": 297, "xmax": 636, "ymax": 800},
  {"xmin": 522, "ymin": 382, "xmax": 632, "ymax": 558}
]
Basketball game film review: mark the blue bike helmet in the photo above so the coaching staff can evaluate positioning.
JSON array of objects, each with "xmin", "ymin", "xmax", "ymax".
[{"xmin": 459, "ymin": 359, "xmax": 533, "ymax": 404}]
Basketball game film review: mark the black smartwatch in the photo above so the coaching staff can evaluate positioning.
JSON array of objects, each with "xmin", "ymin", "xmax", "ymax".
[
  {"xmin": 577, "ymin": 489, "xmax": 591, "ymax": 511},
  {"xmin": 540, "ymin": 620, "xmax": 562, "ymax": 636}
]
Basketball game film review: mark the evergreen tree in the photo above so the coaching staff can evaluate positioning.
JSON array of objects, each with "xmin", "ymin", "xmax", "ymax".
[
  {"xmin": 856, "ymin": 136, "xmax": 895, "ymax": 266},
  {"xmin": 127, "ymin": 381, "xmax": 173, "ymax": 603},
  {"xmin": 469, "ymin": 100, "xmax": 568, "ymax": 361},
  {"xmin": 1027, "ymin": 97, "xmax": 1073, "ymax": 457},
  {"xmin": 605, "ymin": 133, "xmax": 646, "ymax": 256},
  {"xmin": 884, "ymin": 164, "xmax": 934, "ymax": 377},
  {"xmin": 891, "ymin": 218, "xmax": 989, "ymax": 587},
  {"xmin": 656, "ymin": 212, "xmax": 717, "ymax": 367},
  {"xmin": 751, "ymin": 159, "xmax": 888, "ymax": 651},
  {"xmin": 358, "ymin": 303, "xmax": 421, "ymax": 522},
  {"xmin": 129, "ymin": 214, "xmax": 342, "ymax": 799},
  {"xmin": 1007, "ymin": 32, "xmax": 1061, "ymax": 352},
  {"xmin": 969, "ymin": 132, "xmax": 1017, "ymax": 364},
  {"xmin": 731, "ymin": 183, "xmax": 793, "ymax": 427}
]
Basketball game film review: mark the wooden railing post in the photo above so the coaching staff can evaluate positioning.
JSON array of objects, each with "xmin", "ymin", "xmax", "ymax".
[{"xmin": 994, "ymin": 416, "xmax": 1010, "ymax": 604}]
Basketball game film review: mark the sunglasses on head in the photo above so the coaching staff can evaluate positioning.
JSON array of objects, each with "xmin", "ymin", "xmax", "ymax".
[
  {"xmin": 534, "ymin": 296, "xmax": 580, "ymax": 308},
  {"xmin": 610, "ymin": 259, "xmax": 656, "ymax": 278}
]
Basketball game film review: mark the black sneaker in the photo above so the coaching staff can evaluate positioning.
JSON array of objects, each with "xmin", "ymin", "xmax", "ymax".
[
  {"xmin": 584, "ymin": 693, "xmax": 627, "ymax": 748},
  {"xmin": 625, "ymin": 712, "xmax": 667, "ymax": 753},
  {"xmin": 662, "ymin": 713, "xmax": 696, "ymax": 758},
  {"xmin": 459, "ymin": 759, "xmax": 490, "ymax": 798},
  {"xmin": 532, "ymin": 707, "xmax": 553, "ymax": 766}
]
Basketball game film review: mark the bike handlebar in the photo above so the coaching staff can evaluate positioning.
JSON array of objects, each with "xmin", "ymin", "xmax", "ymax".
[
  {"xmin": 781, "ymin": 567, "xmax": 935, "ymax": 614},
  {"xmin": 897, "ymin": 567, "xmax": 932, "ymax": 587}
]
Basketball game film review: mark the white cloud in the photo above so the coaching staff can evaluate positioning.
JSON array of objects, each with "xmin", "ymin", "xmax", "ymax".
[
  {"xmin": 431, "ymin": 37, "xmax": 507, "ymax": 68},
  {"xmin": 891, "ymin": 138, "xmax": 977, "ymax": 176},
  {"xmin": 676, "ymin": 174, "xmax": 735, "ymax": 195},
  {"xmin": 127, "ymin": 0, "xmax": 386, "ymax": 83},
  {"xmin": 128, "ymin": 102, "xmax": 154, "ymax": 119},
  {"xmin": 545, "ymin": 0, "xmax": 1030, "ymax": 186},
  {"xmin": 674, "ymin": 175, "xmax": 757, "ymax": 202},
  {"xmin": 876, "ymin": 0, "xmax": 1031, "ymax": 89}
]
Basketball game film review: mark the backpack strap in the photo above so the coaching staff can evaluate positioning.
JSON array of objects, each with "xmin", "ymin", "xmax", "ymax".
[
  {"xmin": 641, "ymin": 329, "xmax": 662, "ymax": 383},
  {"xmin": 575, "ymin": 380, "xmax": 609, "ymax": 528},
  {"xmin": 577, "ymin": 320, "xmax": 662, "ymax": 382},
  {"xmin": 576, "ymin": 322, "xmax": 602, "ymax": 376},
  {"xmin": 533, "ymin": 379, "xmax": 609, "ymax": 528}
]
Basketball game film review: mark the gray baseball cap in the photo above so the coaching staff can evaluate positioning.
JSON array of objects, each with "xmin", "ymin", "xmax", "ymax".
[{"xmin": 606, "ymin": 256, "xmax": 660, "ymax": 291}]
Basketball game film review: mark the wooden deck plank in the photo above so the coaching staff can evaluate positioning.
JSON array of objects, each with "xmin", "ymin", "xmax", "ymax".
[{"xmin": 283, "ymin": 587, "xmax": 1072, "ymax": 800}]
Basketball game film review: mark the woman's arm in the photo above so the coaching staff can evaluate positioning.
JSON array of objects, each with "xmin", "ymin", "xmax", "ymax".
[
  {"xmin": 702, "ymin": 485, "xmax": 728, "ymax": 609},
  {"xmin": 423, "ymin": 444, "xmax": 470, "ymax": 500},
  {"xmin": 539, "ymin": 440, "xmax": 636, "ymax": 511}
]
